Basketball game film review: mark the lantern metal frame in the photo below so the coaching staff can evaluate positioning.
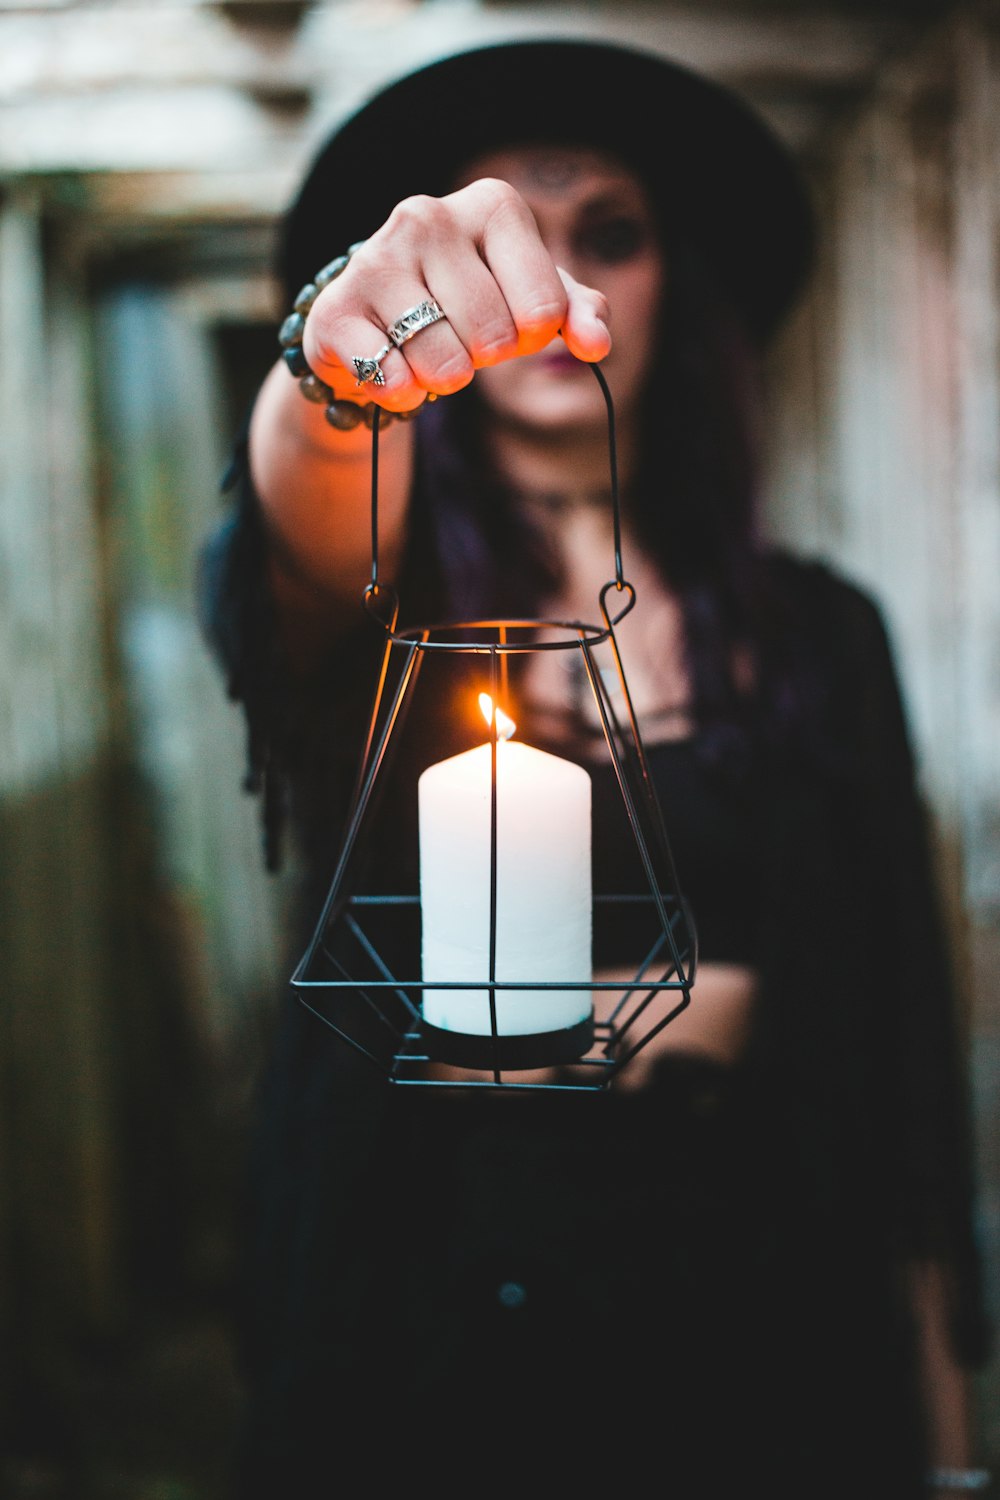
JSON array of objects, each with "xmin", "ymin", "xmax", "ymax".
[{"xmin": 290, "ymin": 363, "xmax": 698, "ymax": 1090}]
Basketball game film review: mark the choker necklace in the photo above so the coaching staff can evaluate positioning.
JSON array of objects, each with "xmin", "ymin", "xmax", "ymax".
[{"xmin": 515, "ymin": 483, "xmax": 618, "ymax": 515}]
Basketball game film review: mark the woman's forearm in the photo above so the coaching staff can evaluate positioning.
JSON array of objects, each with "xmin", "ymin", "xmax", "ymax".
[
  {"xmin": 248, "ymin": 357, "xmax": 416, "ymax": 607},
  {"xmin": 908, "ymin": 1258, "xmax": 983, "ymax": 1490}
]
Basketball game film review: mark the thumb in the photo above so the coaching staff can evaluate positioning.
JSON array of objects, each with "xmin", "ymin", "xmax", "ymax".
[{"xmin": 556, "ymin": 267, "xmax": 612, "ymax": 362}]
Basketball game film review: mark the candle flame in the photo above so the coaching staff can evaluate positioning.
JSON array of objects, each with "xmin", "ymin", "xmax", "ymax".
[{"xmin": 478, "ymin": 693, "xmax": 516, "ymax": 741}]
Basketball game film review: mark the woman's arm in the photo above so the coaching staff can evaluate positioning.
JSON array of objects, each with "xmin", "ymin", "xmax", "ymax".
[
  {"xmin": 909, "ymin": 1258, "xmax": 988, "ymax": 1493},
  {"xmin": 247, "ymin": 356, "xmax": 414, "ymax": 652},
  {"xmin": 246, "ymin": 177, "xmax": 612, "ymax": 645}
]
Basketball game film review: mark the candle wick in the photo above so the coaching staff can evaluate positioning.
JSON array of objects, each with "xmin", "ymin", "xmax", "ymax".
[{"xmin": 478, "ymin": 693, "xmax": 516, "ymax": 742}]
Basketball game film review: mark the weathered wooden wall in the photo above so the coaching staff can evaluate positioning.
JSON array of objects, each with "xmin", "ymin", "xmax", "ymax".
[
  {"xmin": 0, "ymin": 183, "xmax": 119, "ymax": 1380},
  {"xmin": 764, "ymin": 0, "xmax": 1000, "ymax": 1451}
]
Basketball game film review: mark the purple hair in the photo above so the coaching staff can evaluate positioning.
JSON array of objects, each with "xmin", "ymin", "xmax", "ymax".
[{"xmin": 409, "ymin": 236, "xmax": 816, "ymax": 775}]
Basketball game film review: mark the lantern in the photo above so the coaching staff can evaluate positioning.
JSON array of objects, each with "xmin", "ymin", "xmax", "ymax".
[{"xmin": 290, "ymin": 363, "xmax": 697, "ymax": 1090}]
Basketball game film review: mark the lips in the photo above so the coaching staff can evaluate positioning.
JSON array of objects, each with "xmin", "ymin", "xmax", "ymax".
[{"xmin": 535, "ymin": 349, "xmax": 586, "ymax": 373}]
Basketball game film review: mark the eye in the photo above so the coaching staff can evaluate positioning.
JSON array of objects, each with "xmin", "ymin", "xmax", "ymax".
[{"xmin": 575, "ymin": 216, "xmax": 651, "ymax": 265}]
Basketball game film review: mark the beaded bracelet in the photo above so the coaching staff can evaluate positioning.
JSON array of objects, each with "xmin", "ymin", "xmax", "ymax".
[{"xmin": 277, "ymin": 239, "xmax": 423, "ymax": 431}]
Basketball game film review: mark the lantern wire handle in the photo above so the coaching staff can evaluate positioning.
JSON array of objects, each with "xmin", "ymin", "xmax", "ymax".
[
  {"xmin": 292, "ymin": 359, "xmax": 698, "ymax": 1088},
  {"xmin": 370, "ymin": 405, "xmax": 382, "ymax": 591},
  {"xmin": 587, "ymin": 360, "xmax": 624, "ymax": 592},
  {"xmin": 364, "ymin": 357, "xmax": 629, "ymax": 618}
]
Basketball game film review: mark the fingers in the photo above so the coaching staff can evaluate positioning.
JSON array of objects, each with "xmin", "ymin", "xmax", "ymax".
[
  {"xmin": 302, "ymin": 257, "xmax": 444, "ymax": 411},
  {"xmin": 300, "ymin": 178, "xmax": 612, "ymax": 410},
  {"xmin": 469, "ymin": 179, "xmax": 571, "ymax": 358}
]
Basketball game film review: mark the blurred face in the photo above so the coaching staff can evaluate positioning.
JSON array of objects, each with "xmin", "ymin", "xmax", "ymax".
[{"xmin": 455, "ymin": 145, "xmax": 665, "ymax": 436}]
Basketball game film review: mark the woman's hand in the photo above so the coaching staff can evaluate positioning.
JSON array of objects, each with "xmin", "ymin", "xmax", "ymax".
[
  {"xmin": 301, "ymin": 177, "xmax": 613, "ymax": 411},
  {"xmin": 249, "ymin": 176, "xmax": 612, "ymax": 634}
]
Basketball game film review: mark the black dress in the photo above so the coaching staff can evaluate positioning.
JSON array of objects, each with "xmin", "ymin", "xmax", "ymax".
[{"xmin": 198, "ymin": 458, "xmax": 990, "ymax": 1498}]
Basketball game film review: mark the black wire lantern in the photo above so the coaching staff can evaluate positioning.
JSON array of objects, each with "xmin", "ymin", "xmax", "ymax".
[{"xmin": 290, "ymin": 362, "xmax": 698, "ymax": 1090}]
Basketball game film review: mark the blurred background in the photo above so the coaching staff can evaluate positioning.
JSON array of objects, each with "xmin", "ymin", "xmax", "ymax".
[{"xmin": 0, "ymin": 1, "xmax": 998, "ymax": 1495}]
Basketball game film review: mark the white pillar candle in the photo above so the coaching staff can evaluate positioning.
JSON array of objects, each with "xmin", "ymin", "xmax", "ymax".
[{"xmin": 418, "ymin": 700, "xmax": 592, "ymax": 1039}]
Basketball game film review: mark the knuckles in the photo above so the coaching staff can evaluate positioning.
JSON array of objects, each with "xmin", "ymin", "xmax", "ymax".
[
  {"xmin": 299, "ymin": 175, "xmax": 572, "ymax": 381},
  {"xmin": 520, "ymin": 291, "xmax": 569, "ymax": 328},
  {"xmin": 426, "ymin": 351, "xmax": 476, "ymax": 395},
  {"xmin": 466, "ymin": 315, "xmax": 519, "ymax": 365},
  {"xmin": 380, "ymin": 193, "xmax": 448, "ymax": 244},
  {"xmin": 467, "ymin": 176, "xmax": 535, "ymax": 221}
]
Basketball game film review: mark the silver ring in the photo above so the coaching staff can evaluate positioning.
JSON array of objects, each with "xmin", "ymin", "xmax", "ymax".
[
  {"xmin": 387, "ymin": 298, "xmax": 446, "ymax": 348},
  {"xmin": 353, "ymin": 342, "xmax": 393, "ymax": 387}
]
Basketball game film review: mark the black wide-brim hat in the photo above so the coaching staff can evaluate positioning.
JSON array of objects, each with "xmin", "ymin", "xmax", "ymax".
[{"xmin": 280, "ymin": 37, "xmax": 816, "ymax": 345}]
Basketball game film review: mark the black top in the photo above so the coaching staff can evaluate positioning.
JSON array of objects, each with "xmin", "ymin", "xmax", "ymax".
[
  {"xmin": 589, "ymin": 738, "xmax": 761, "ymax": 966},
  {"xmin": 198, "ymin": 448, "xmax": 991, "ymax": 1497}
]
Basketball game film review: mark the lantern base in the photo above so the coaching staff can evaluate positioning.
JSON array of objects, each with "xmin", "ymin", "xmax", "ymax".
[{"xmin": 420, "ymin": 1014, "xmax": 594, "ymax": 1071}]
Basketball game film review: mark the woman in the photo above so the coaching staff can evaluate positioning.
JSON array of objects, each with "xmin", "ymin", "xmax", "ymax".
[{"xmin": 199, "ymin": 37, "xmax": 991, "ymax": 1498}]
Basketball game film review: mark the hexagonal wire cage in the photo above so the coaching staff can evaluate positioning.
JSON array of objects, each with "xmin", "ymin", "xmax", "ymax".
[{"xmin": 290, "ymin": 363, "xmax": 698, "ymax": 1090}]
